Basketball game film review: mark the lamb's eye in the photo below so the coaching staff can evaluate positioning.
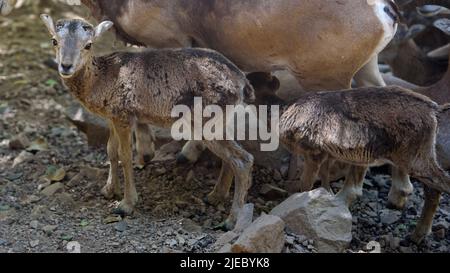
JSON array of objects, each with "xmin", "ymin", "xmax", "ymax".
[
  {"xmin": 51, "ymin": 38, "xmax": 58, "ymax": 46},
  {"xmin": 84, "ymin": 43, "xmax": 92, "ymax": 50}
]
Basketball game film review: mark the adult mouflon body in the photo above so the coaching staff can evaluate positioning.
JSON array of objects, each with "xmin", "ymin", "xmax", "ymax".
[{"xmin": 41, "ymin": 15, "xmax": 255, "ymax": 228}]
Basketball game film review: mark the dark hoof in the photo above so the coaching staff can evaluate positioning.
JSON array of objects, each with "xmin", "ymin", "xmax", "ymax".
[
  {"xmin": 386, "ymin": 201, "xmax": 403, "ymax": 211},
  {"xmin": 143, "ymin": 154, "xmax": 153, "ymax": 165},
  {"xmin": 112, "ymin": 207, "xmax": 127, "ymax": 218},
  {"xmin": 213, "ymin": 220, "xmax": 233, "ymax": 232},
  {"xmin": 203, "ymin": 196, "xmax": 211, "ymax": 205},
  {"xmin": 176, "ymin": 153, "xmax": 190, "ymax": 165}
]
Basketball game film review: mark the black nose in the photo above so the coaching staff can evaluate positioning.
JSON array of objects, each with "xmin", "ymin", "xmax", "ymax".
[{"xmin": 61, "ymin": 63, "xmax": 73, "ymax": 71}]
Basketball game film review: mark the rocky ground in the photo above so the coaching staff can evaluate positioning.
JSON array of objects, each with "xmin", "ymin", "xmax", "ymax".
[{"xmin": 0, "ymin": 3, "xmax": 449, "ymax": 253}]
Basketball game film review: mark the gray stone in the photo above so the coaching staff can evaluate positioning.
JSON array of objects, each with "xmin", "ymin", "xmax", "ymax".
[
  {"xmin": 9, "ymin": 133, "xmax": 30, "ymax": 150},
  {"xmin": 259, "ymin": 184, "xmax": 288, "ymax": 200},
  {"xmin": 214, "ymin": 231, "xmax": 239, "ymax": 250},
  {"xmin": 389, "ymin": 236, "xmax": 401, "ymax": 249},
  {"xmin": 217, "ymin": 243, "xmax": 232, "ymax": 253},
  {"xmin": 233, "ymin": 203, "xmax": 254, "ymax": 232},
  {"xmin": 180, "ymin": 219, "xmax": 202, "ymax": 233},
  {"xmin": 12, "ymin": 151, "xmax": 34, "ymax": 168},
  {"xmin": 30, "ymin": 220, "xmax": 39, "ymax": 229},
  {"xmin": 40, "ymin": 182, "xmax": 64, "ymax": 197},
  {"xmin": 271, "ymin": 188, "xmax": 352, "ymax": 253},
  {"xmin": 115, "ymin": 221, "xmax": 127, "ymax": 232},
  {"xmin": 66, "ymin": 104, "xmax": 109, "ymax": 147},
  {"xmin": 42, "ymin": 225, "xmax": 58, "ymax": 235},
  {"xmin": 231, "ymin": 214, "xmax": 285, "ymax": 253},
  {"xmin": 379, "ymin": 209, "xmax": 402, "ymax": 225},
  {"xmin": 29, "ymin": 240, "xmax": 39, "ymax": 248}
]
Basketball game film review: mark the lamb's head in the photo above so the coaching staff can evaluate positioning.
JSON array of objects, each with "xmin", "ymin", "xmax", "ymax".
[
  {"xmin": 246, "ymin": 72, "xmax": 282, "ymax": 106},
  {"xmin": 40, "ymin": 15, "xmax": 113, "ymax": 78},
  {"xmin": 379, "ymin": 23, "xmax": 426, "ymax": 62},
  {"xmin": 0, "ymin": 0, "xmax": 15, "ymax": 15}
]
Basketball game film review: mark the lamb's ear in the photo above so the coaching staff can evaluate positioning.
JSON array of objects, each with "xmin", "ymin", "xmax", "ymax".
[
  {"xmin": 40, "ymin": 14, "xmax": 56, "ymax": 36},
  {"xmin": 434, "ymin": 18, "xmax": 450, "ymax": 36},
  {"xmin": 269, "ymin": 76, "xmax": 281, "ymax": 92},
  {"xmin": 94, "ymin": 20, "xmax": 114, "ymax": 38}
]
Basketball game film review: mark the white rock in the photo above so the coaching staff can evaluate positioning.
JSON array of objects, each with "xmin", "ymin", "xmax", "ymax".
[
  {"xmin": 233, "ymin": 203, "xmax": 254, "ymax": 232},
  {"xmin": 29, "ymin": 240, "xmax": 39, "ymax": 248},
  {"xmin": 213, "ymin": 231, "xmax": 239, "ymax": 251},
  {"xmin": 231, "ymin": 214, "xmax": 285, "ymax": 253},
  {"xmin": 270, "ymin": 188, "xmax": 352, "ymax": 253},
  {"xmin": 12, "ymin": 151, "xmax": 33, "ymax": 167}
]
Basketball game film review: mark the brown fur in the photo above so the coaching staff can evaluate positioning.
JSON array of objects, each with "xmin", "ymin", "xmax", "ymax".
[
  {"xmin": 279, "ymin": 86, "xmax": 450, "ymax": 243},
  {"xmin": 381, "ymin": 38, "xmax": 447, "ymax": 85},
  {"xmin": 44, "ymin": 17, "xmax": 255, "ymax": 228},
  {"xmin": 80, "ymin": 0, "xmax": 397, "ymax": 91}
]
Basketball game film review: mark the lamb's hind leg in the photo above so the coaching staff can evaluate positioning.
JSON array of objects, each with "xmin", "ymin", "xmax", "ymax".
[
  {"xmin": 203, "ymin": 140, "xmax": 253, "ymax": 230},
  {"xmin": 206, "ymin": 162, "xmax": 234, "ymax": 206},
  {"xmin": 113, "ymin": 123, "xmax": 138, "ymax": 215},
  {"xmin": 135, "ymin": 123, "xmax": 155, "ymax": 166},
  {"xmin": 288, "ymin": 151, "xmax": 326, "ymax": 193},
  {"xmin": 409, "ymin": 154, "xmax": 450, "ymax": 243},
  {"xmin": 101, "ymin": 123, "xmax": 121, "ymax": 199},
  {"xmin": 411, "ymin": 185, "xmax": 441, "ymax": 244},
  {"xmin": 336, "ymin": 165, "xmax": 368, "ymax": 206}
]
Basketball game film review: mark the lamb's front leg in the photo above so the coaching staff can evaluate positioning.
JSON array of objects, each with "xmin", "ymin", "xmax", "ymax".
[
  {"xmin": 336, "ymin": 165, "xmax": 368, "ymax": 206},
  {"xmin": 113, "ymin": 123, "xmax": 138, "ymax": 215},
  {"xmin": 206, "ymin": 162, "xmax": 234, "ymax": 205},
  {"xmin": 101, "ymin": 123, "xmax": 121, "ymax": 199},
  {"xmin": 203, "ymin": 140, "xmax": 254, "ymax": 230}
]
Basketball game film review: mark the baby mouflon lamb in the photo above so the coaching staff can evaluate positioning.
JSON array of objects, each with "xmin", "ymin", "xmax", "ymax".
[
  {"xmin": 279, "ymin": 86, "xmax": 450, "ymax": 243},
  {"xmin": 41, "ymin": 15, "xmax": 255, "ymax": 228}
]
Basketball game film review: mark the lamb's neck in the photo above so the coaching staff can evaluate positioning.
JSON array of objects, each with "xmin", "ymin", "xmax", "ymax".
[{"xmin": 62, "ymin": 58, "xmax": 98, "ymax": 105}]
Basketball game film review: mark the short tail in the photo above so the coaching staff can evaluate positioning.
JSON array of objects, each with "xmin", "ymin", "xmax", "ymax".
[
  {"xmin": 437, "ymin": 103, "xmax": 450, "ymax": 122},
  {"xmin": 416, "ymin": 159, "xmax": 450, "ymax": 194}
]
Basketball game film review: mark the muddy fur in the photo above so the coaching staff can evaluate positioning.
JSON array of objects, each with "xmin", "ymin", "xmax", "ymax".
[
  {"xmin": 280, "ymin": 87, "xmax": 439, "ymax": 167},
  {"xmin": 279, "ymin": 85, "xmax": 450, "ymax": 244},
  {"xmin": 280, "ymin": 86, "xmax": 450, "ymax": 195}
]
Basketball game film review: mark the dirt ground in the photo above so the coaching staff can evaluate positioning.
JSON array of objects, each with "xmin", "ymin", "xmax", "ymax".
[{"xmin": 0, "ymin": 3, "xmax": 449, "ymax": 253}]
